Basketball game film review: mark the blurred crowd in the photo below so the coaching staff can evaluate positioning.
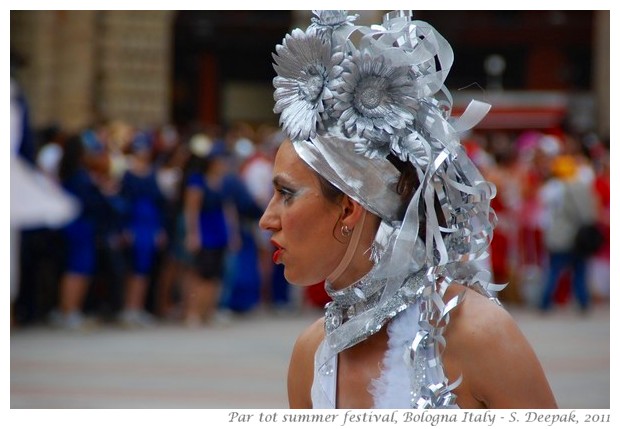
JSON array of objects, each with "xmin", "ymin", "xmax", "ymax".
[
  {"xmin": 11, "ymin": 81, "xmax": 610, "ymax": 332},
  {"xmin": 466, "ymin": 126, "xmax": 610, "ymax": 312},
  {"xmin": 11, "ymin": 102, "xmax": 299, "ymax": 330}
]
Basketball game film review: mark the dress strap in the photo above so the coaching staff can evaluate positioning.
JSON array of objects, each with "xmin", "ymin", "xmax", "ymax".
[{"xmin": 311, "ymin": 341, "xmax": 338, "ymax": 408}]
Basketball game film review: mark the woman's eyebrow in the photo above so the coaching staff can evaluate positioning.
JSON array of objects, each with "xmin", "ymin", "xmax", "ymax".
[{"xmin": 272, "ymin": 174, "xmax": 294, "ymax": 188}]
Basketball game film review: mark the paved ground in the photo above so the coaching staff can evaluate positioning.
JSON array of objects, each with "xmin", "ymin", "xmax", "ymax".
[{"xmin": 10, "ymin": 302, "xmax": 610, "ymax": 410}]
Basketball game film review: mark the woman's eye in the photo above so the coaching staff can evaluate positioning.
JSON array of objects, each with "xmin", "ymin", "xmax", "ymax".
[{"xmin": 277, "ymin": 188, "xmax": 295, "ymax": 203}]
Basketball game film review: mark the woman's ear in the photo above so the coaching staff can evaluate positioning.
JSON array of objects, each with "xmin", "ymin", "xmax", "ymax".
[{"xmin": 340, "ymin": 196, "xmax": 364, "ymax": 228}]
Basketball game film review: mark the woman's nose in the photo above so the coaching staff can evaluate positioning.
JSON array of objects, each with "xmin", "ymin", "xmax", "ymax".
[{"xmin": 259, "ymin": 198, "xmax": 279, "ymax": 231}]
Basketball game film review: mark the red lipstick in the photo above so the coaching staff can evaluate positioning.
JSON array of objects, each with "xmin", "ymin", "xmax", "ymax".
[
  {"xmin": 271, "ymin": 240, "xmax": 283, "ymax": 264},
  {"xmin": 272, "ymin": 249, "xmax": 282, "ymax": 264}
]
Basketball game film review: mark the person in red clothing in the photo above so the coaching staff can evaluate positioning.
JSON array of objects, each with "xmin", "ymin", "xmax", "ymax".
[{"xmin": 589, "ymin": 149, "xmax": 610, "ymax": 302}]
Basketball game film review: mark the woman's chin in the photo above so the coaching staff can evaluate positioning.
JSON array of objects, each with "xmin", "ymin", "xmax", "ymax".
[{"xmin": 283, "ymin": 268, "xmax": 324, "ymax": 288}]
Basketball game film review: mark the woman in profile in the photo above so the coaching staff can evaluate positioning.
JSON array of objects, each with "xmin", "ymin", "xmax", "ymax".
[{"xmin": 259, "ymin": 10, "xmax": 557, "ymax": 409}]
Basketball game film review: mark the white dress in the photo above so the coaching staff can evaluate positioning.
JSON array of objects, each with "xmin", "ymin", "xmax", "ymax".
[{"xmin": 311, "ymin": 303, "xmax": 460, "ymax": 409}]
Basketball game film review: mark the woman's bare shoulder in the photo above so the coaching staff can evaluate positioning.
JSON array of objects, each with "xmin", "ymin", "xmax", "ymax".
[
  {"xmin": 290, "ymin": 316, "xmax": 325, "ymax": 365},
  {"xmin": 444, "ymin": 284, "xmax": 557, "ymax": 408},
  {"xmin": 444, "ymin": 284, "xmax": 513, "ymax": 339},
  {"xmin": 296, "ymin": 316, "xmax": 326, "ymax": 349},
  {"xmin": 287, "ymin": 316, "xmax": 325, "ymax": 408},
  {"xmin": 443, "ymin": 283, "xmax": 535, "ymax": 365}
]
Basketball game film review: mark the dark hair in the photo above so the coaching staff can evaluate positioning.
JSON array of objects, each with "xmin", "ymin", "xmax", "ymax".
[
  {"xmin": 316, "ymin": 173, "xmax": 345, "ymax": 205},
  {"xmin": 58, "ymin": 134, "xmax": 85, "ymax": 182},
  {"xmin": 387, "ymin": 153, "xmax": 418, "ymax": 220},
  {"xmin": 313, "ymin": 173, "xmax": 346, "ymax": 241},
  {"xmin": 314, "ymin": 153, "xmax": 418, "ymax": 219},
  {"xmin": 315, "ymin": 154, "xmax": 445, "ymax": 245}
]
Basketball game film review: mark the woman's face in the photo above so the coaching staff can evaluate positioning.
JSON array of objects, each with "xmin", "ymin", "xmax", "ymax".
[{"xmin": 259, "ymin": 140, "xmax": 347, "ymax": 286}]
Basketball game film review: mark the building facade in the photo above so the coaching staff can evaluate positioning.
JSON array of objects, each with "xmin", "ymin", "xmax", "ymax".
[{"xmin": 10, "ymin": 10, "xmax": 610, "ymax": 140}]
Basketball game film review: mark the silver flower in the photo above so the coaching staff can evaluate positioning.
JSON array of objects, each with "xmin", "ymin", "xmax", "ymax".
[
  {"xmin": 308, "ymin": 11, "xmax": 359, "ymax": 48},
  {"xmin": 353, "ymin": 136, "xmax": 391, "ymax": 159},
  {"xmin": 331, "ymin": 52, "xmax": 419, "ymax": 141},
  {"xmin": 390, "ymin": 131, "xmax": 431, "ymax": 166},
  {"xmin": 309, "ymin": 10, "xmax": 358, "ymax": 30},
  {"xmin": 273, "ymin": 29, "xmax": 342, "ymax": 140}
]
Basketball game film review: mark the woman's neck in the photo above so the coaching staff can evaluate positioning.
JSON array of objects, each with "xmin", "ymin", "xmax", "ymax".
[
  {"xmin": 328, "ymin": 211, "xmax": 379, "ymax": 291},
  {"xmin": 329, "ymin": 257, "xmax": 374, "ymax": 291}
]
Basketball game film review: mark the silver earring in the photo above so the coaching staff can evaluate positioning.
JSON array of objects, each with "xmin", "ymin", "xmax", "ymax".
[{"xmin": 341, "ymin": 224, "xmax": 352, "ymax": 237}]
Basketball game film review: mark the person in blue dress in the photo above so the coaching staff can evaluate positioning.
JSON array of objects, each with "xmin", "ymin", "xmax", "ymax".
[
  {"xmin": 119, "ymin": 132, "xmax": 167, "ymax": 328},
  {"xmin": 54, "ymin": 134, "xmax": 115, "ymax": 330},
  {"xmin": 183, "ymin": 138, "xmax": 262, "ymax": 326}
]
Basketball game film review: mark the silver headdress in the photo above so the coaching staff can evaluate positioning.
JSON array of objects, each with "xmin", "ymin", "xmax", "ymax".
[{"xmin": 273, "ymin": 11, "xmax": 503, "ymax": 408}]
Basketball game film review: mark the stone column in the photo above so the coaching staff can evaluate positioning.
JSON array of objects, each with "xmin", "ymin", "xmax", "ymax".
[
  {"xmin": 593, "ymin": 10, "xmax": 610, "ymax": 140},
  {"xmin": 98, "ymin": 11, "xmax": 174, "ymax": 128},
  {"xmin": 11, "ymin": 11, "xmax": 173, "ymax": 132}
]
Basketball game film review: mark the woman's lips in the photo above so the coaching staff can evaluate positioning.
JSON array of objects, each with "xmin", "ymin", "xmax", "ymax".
[{"xmin": 271, "ymin": 240, "xmax": 283, "ymax": 264}]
